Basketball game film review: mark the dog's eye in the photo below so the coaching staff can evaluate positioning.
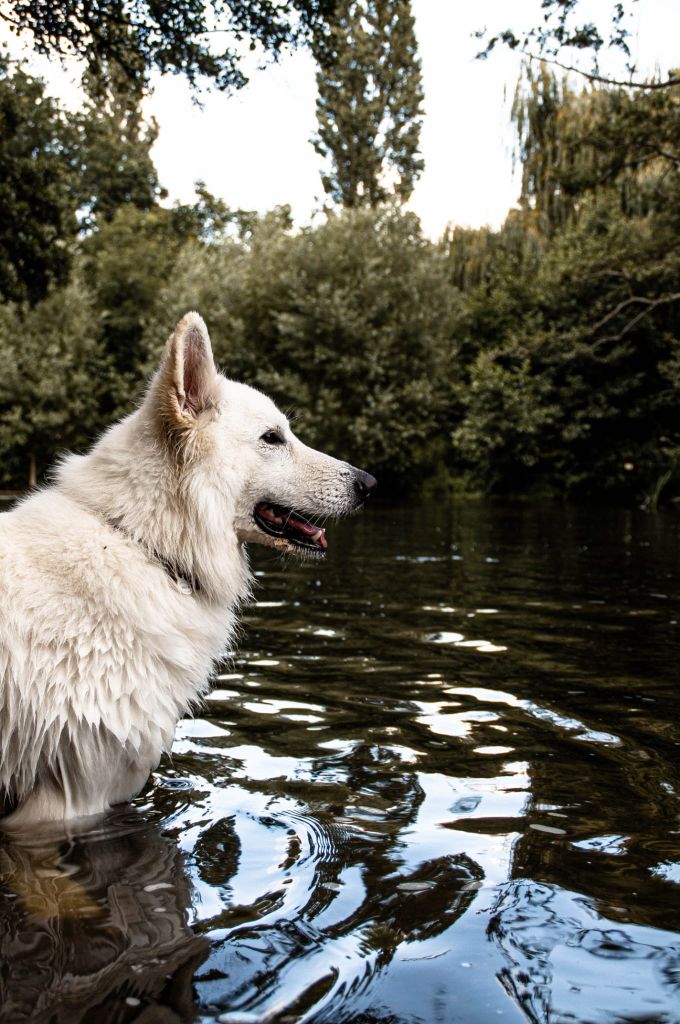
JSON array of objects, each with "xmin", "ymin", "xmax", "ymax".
[{"xmin": 261, "ymin": 430, "xmax": 285, "ymax": 446}]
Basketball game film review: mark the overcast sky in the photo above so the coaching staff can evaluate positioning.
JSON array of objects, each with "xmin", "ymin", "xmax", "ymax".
[{"xmin": 4, "ymin": 0, "xmax": 680, "ymax": 239}]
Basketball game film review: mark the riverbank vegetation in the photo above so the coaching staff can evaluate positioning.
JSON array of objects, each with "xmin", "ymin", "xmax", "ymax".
[{"xmin": 0, "ymin": 2, "xmax": 678, "ymax": 504}]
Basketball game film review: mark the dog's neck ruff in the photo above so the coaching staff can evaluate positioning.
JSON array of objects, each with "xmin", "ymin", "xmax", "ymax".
[{"xmin": 103, "ymin": 515, "xmax": 203, "ymax": 596}]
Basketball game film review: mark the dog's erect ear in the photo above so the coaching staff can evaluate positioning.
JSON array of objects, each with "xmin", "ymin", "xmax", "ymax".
[{"xmin": 156, "ymin": 312, "xmax": 217, "ymax": 431}]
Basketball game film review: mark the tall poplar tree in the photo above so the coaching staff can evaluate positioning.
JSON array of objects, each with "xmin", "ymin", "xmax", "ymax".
[{"xmin": 313, "ymin": 0, "xmax": 424, "ymax": 207}]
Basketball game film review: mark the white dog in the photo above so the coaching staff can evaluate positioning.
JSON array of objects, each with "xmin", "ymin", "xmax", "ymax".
[{"xmin": 0, "ymin": 312, "xmax": 376, "ymax": 828}]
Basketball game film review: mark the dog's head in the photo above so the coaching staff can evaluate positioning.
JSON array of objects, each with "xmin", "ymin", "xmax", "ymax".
[{"xmin": 151, "ymin": 312, "xmax": 376, "ymax": 558}]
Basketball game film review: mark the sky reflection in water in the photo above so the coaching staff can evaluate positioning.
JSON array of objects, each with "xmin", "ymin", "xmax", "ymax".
[{"xmin": 1, "ymin": 502, "xmax": 679, "ymax": 1023}]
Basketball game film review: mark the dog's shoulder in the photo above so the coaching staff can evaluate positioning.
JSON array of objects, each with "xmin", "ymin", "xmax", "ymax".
[{"xmin": 1, "ymin": 489, "xmax": 124, "ymax": 598}]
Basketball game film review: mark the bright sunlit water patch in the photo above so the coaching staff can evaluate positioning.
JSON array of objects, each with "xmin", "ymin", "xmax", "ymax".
[
  {"xmin": 650, "ymin": 861, "xmax": 680, "ymax": 884},
  {"xmin": 429, "ymin": 631, "xmax": 507, "ymax": 652}
]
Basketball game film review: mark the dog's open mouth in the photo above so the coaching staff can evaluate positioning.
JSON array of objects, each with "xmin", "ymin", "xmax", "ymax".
[{"xmin": 253, "ymin": 502, "xmax": 328, "ymax": 555}]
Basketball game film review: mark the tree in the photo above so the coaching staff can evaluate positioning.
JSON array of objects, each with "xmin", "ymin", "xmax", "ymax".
[
  {"xmin": 0, "ymin": 279, "xmax": 108, "ymax": 488},
  {"xmin": 447, "ymin": 67, "xmax": 680, "ymax": 502},
  {"xmin": 477, "ymin": 1, "xmax": 679, "ymax": 90},
  {"xmin": 81, "ymin": 205, "xmax": 194, "ymax": 398},
  {"xmin": 511, "ymin": 63, "xmax": 680, "ymax": 234},
  {"xmin": 143, "ymin": 206, "xmax": 460, "ymax": 487},
  {"xmin": 0, "ymin": 54, "xmax": 77, "ymax": 304},
  {"xmin": 1, "ymin": 1, "xmax": 337, "ymax": 92},
  {"xmin": 313, "ymin": 0, "xmax": 424, "ymax": 207},
  {"xmin": 511, "ymin": 64, "xmax": 577, "ymax": 236},
  {"xmin": 71, "ymin": 59, "xmax": 166, "ymax": 231}
]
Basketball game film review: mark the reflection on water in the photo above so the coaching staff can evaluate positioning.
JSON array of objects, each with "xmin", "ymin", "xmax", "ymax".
[
  {"xmin": 1, "ymin": 502, "xmax": 680, "ymax": 1023},
  {"xmin": 0, "ymin": 810, "xmax": 207, "ymax": 1022}
]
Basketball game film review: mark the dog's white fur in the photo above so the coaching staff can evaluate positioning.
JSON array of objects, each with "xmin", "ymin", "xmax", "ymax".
[{"xmin": 0, "ymin": 313, "xmax": 370, "ymax": 828}]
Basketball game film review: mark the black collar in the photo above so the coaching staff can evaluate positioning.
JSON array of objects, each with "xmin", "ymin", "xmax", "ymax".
[
  {"xmin": 153, "ymin": 551, "xmax": 203, "ymax": 595},
  {"xmin": 103, "ymin": 515, "xmax": 202, "ymax": 595}
]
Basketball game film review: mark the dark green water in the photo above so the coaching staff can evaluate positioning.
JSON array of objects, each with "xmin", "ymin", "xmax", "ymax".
[{"xmin": 1, "ymin": 502, "xmax": 679, "ymax": 1023}]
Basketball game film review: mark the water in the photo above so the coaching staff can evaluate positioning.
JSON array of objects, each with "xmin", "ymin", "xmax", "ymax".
[{"xmin": 1, "ymin": 502, "xmax": 679, "ymax": 1024}]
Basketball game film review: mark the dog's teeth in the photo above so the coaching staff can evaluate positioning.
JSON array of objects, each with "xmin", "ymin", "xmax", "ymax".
[{"xmin": 312, "ymin": 530, "xmax": 322, "ymax": 541}]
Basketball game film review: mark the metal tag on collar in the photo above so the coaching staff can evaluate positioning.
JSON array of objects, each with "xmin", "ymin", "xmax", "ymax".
[{"xmin": 175, "ymin": 575, "xmax": 193, "ymax": 596}]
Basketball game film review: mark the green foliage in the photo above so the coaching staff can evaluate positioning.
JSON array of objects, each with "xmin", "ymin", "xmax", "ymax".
[
  {"xmin": 5, "ymin": 0, "xmax": 337, "ymax": 92},
  {"xmin": 71, "ymin": 61, "xmax": 166, "ymax": 230},
  {"xmin": 0, "ymin": 54, "xmax": 77, "ymax": 304},
  {"xmin": 452, "ymin": 340, "xmax": 560, "ymax": 488},
  {"xmin": 477, "ymin": 0, "xmax": 679, "ymax": 89},
  {"xmin": 1, "ymin": 50, "xmax": 679, "ymax": 505},
  {"xmin": 81, "ymin": 205, "xmax": 195, "ymax": 402},
  {"xmin": 512, "ymin": 63, "xmax": 680, "ymax": 235},
  {"xmin": 479, "ymin": 1, "xmax": 633, "ymax": 62},
  {"xmin": 448, "ymin": 70, "xmax": 680, "ymax": 503},
  {"xmin": 0, "ymin": 279, "xmax": 109, "ymax": 486},
  {"xmin": 145, "ymin": 205, "xmax": 461, "ymax": 484},
  {"xmin": 0, "ymin": 48, "xmax": 168, "ymax": 306},
  {"xmin": 313, "ymin": 0, "xmax": 424, "ymax": 207}
]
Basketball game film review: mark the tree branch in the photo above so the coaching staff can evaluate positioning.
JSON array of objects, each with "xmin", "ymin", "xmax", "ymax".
[
  {"xmin": 591, "ymin": 292, "xmax": 680, "ymax": 347},
  {"xmin": 517, "ymin": 50, "xmax": 680, "ymax": 91}
]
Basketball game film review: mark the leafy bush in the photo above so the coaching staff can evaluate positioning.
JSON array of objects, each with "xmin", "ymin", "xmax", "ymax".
[
  {"xmin": 146, "ymin": 205, "xmax": 463, "ymax": 486},
  {"xmin": 0, "ymin": 279, "xmax": 109, "ymax": 486}
]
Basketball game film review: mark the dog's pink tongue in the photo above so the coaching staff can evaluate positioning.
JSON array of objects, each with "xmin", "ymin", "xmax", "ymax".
[{"xmin": 290, "ymin": 514, "xmax": 327, "ymax": 548}]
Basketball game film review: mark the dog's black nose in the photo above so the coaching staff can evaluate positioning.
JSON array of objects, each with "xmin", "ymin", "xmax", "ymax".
[{"xmin": 353, "ymin": 470, "xmax": 377, "ymax": 503}]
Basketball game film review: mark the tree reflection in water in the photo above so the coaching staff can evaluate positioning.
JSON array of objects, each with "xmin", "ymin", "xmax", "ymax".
[
  {"xmin": 489, "ymin": 879, "xmax": 680, "ymax": 1024},
  {"xmin": 161, "ymin": 744, "xmax": 488, "ymax": 1021}
]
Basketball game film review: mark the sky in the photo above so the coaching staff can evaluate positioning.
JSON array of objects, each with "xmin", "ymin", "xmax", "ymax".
[{"xmin": 3, "ymin": 0, "xmax": 680, "ymax": 239}]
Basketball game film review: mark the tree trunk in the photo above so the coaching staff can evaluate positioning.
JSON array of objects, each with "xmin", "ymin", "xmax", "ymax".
[{"xmin": 28, "ymin": 453, "xmax": 37, "ymax": 490}]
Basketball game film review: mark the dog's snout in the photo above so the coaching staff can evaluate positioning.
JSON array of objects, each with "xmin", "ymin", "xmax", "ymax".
[{"xmin": 353, "ymin": 470, "xmax": 377, "ymax": 504}]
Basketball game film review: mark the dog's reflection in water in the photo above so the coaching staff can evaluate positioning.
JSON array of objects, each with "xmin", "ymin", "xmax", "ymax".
[{"xmin": 0, "ymin": 810, "xmax": 208, "ymax": 1023}]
